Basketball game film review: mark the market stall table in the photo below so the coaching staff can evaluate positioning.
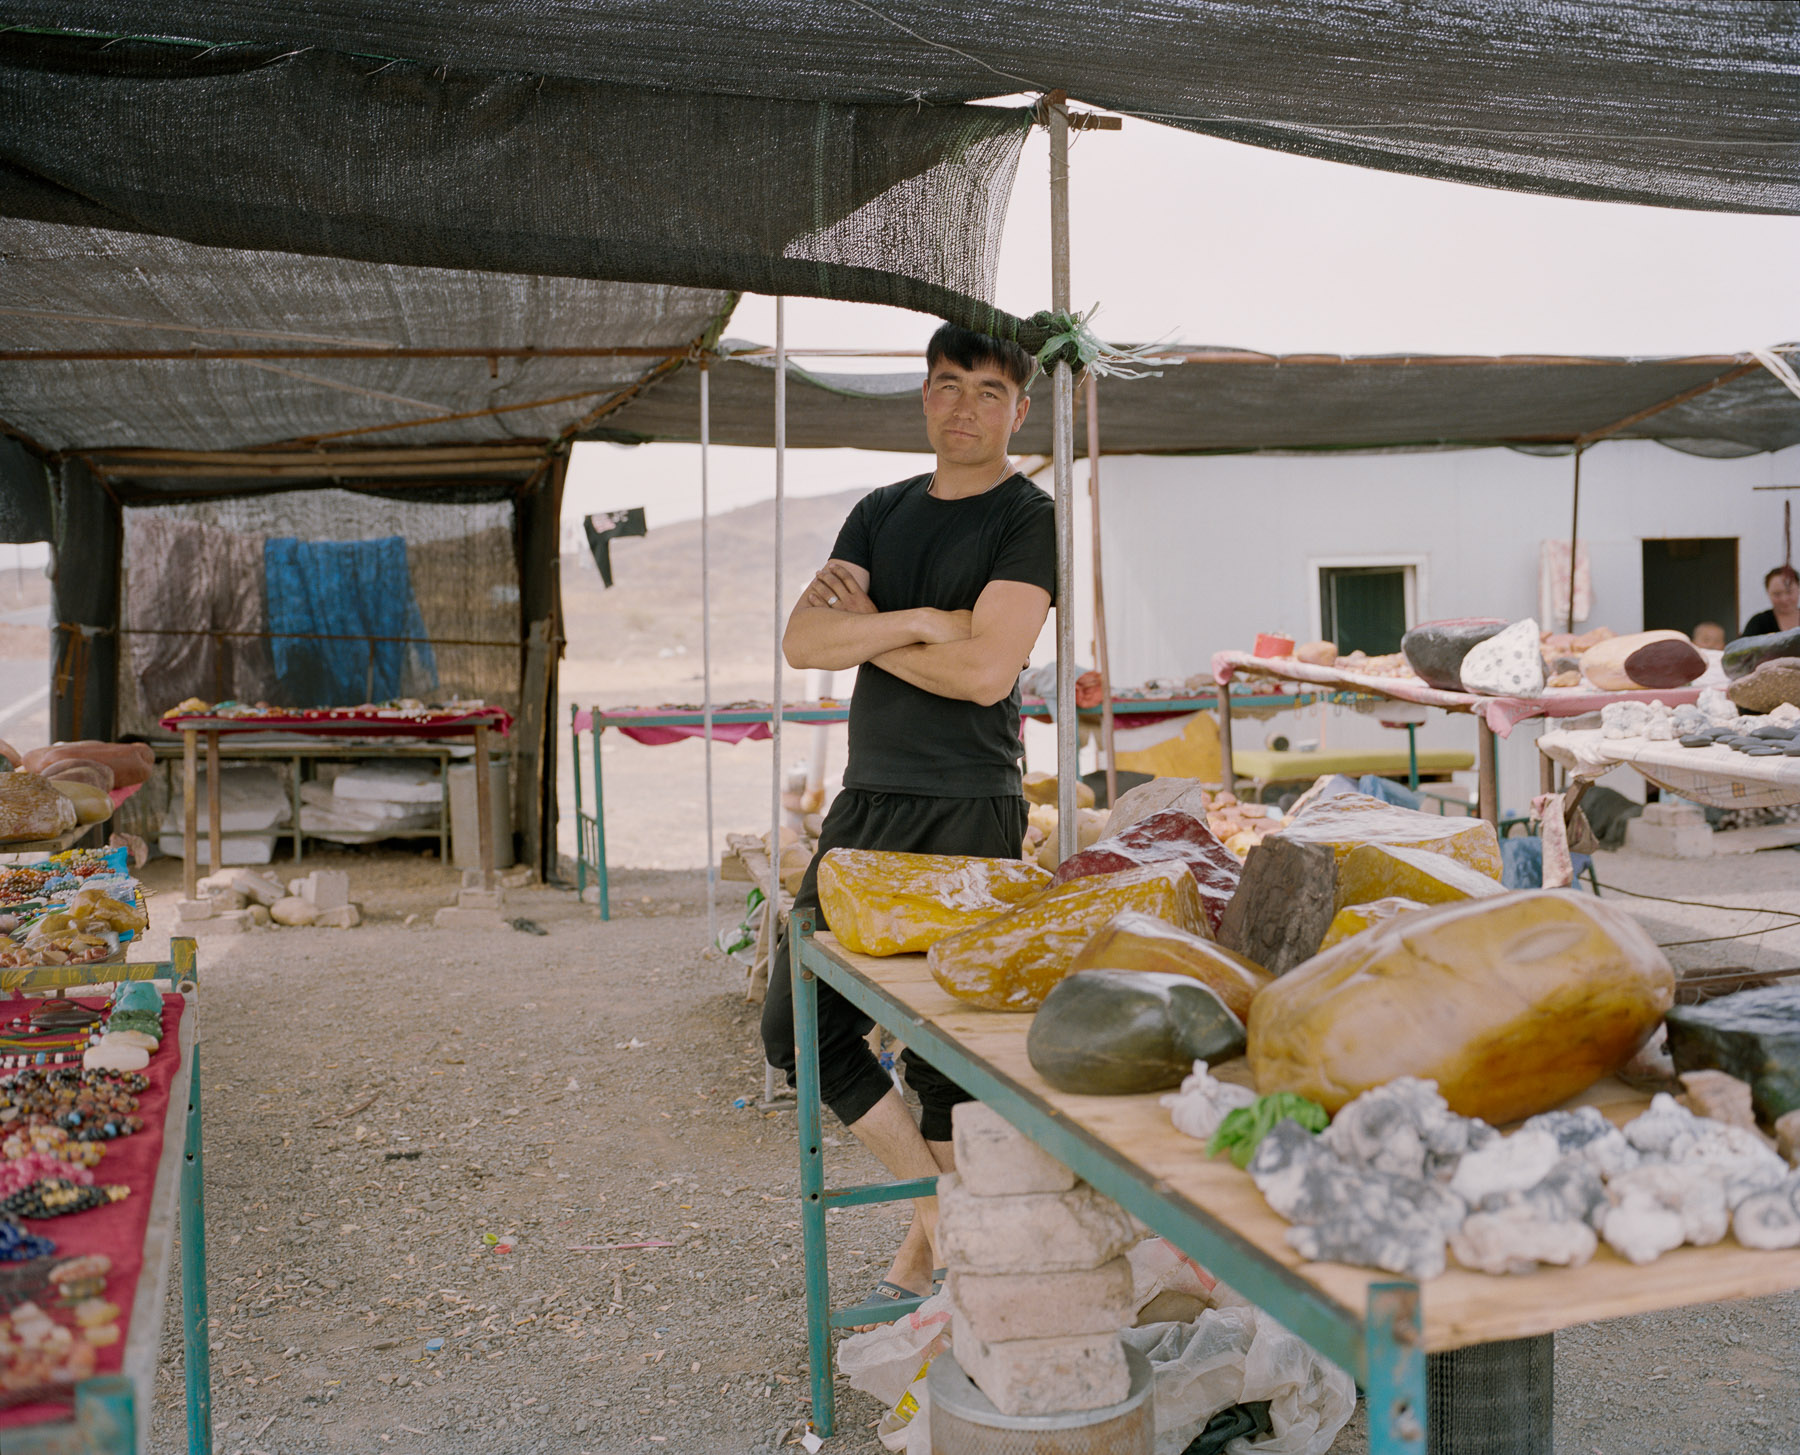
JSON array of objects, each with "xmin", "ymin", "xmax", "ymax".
[
  {"xmin": 1213, "ymin": 651, "xmax": 1706, "ymax": 825},
  {"xmin": 1538, "ymin": 728, "xmax": 1800, "ymax": 810},
  {"xmin": 571, "ymin": 693, "xmax": 1317, "ymax": 916},
  {"xmin": 789, "ymin": 921, "xmax": 1800, "ymax": 1452},
  {"xmin": 158, "ymin": 707, "xmax": 512, "ymax": 896},
  {"xmin": 0, "ymin": 937, "xmax": 209, "ymax": 1455}
]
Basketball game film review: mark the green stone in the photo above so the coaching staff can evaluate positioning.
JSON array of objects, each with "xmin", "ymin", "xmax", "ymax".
[
  {"xmin": 1026, "ymin": 969, "xmax": 1246, "ymax": 1096},
  {"xmin": 1665, "ymin": 983, "xmax": 1800, "ymax": 1127}
]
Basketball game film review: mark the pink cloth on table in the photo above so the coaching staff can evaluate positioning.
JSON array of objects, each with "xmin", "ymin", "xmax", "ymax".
[
  {"xmin": 1211, "ymin": 650, "xmax": 1702, "ymax": 739},
  {"xmin": 615, "ymin": 721, "xmax": 771, "ymax": 747},
  {"xmin": 158, "ymin": 706, "xmax": 512, "ymax": 738},
  {"xmin": 0, "ymin": 994, "xmax": 186, "ymax": 1434}
]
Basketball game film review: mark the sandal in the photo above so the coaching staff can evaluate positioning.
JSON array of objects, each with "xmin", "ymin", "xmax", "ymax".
[{"xmin": 867, "ymin": 1278, "xmax": 929, "ymax": 1304}]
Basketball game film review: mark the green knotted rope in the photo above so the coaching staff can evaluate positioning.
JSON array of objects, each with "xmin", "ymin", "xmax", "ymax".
[{"xmin": 1026, "ymin": 306, "xmax": 1179, "ymax": 380}]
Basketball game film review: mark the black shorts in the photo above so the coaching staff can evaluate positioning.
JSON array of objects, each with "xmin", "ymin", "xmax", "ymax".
[{"xmin": 760, "ymin": 788, "xmax": 1028, "ymax": 1141}]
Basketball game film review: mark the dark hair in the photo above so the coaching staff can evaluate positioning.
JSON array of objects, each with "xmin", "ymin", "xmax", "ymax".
[
  {"xmin": 925, "ymin": 322, "xmax": 1034, "ymax": 392},
  {"xmin": 1766, "ymin": 564, "xmax": 1800, "ymax": 589}
]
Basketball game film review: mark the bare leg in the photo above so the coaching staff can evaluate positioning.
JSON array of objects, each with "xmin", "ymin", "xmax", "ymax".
[{"xmin": 845, "ymin": 1091, "xmax": 957, "ymax": 1295}]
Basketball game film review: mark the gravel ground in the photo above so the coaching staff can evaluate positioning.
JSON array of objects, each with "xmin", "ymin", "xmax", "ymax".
[{"xmin": 127, "ymin": 844, "xmax": 1800, "ymax": 1454}]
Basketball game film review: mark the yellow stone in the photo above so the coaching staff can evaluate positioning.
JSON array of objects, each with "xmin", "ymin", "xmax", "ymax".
[
  {"xmin": 1070, "ymin": 910, "xmax": 1270, "ymax": 1022},
  {"xmin": 816, "ymin": 850, "xmax": 1052, "ymax": 957},
  {"xmin": 1114, "ymin": 710, "xmax": 1222, "ymax": 783},
  {"xmin": 1334, "ymin": 843, "xmax": 1508, "ymax": 912},
  {"xmin": 1247, "ymin": 891, "xmax": 1674, "ymax": 1125},
  {"xmin": 1319, "ymin": 896, "xmax": 1429, "ymax": 950},
  {"xmin": 1280, "ymin": 790, "xmax": 1503, "ymax": 881},
  {"xmin": 929, "ymin": 863, "xmax": 1207, "ymax": 1011}
]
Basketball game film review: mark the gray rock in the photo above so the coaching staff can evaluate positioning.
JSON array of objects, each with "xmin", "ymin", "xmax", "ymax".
[{"xmin": 1325, "ymin": 1076, "xmax": 1495, "ymax": 1183}]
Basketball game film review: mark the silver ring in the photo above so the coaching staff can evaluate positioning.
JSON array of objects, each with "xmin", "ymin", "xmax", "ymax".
[{"xmin": 827, "ymin": 594, "xmax": 839, "ymax": 605}]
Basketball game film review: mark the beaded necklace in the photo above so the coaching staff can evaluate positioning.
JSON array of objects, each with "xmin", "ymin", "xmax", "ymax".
[{"xmin": 0, "ymin": 1180, "xmax": 128, "ymax": 1221}]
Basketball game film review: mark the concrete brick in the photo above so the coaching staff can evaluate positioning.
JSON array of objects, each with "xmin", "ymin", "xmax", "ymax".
[
  {"xmin": 457, "ymin": 887, "xmax": 505, "ymax": 911},
  {"xmin": 206, "ymin": 888, "xmax": 248, "ymax": 913},
  {"xmin": 175, "ymin": 898, "xmax": 214, "ymax": 923},
  {"xmin": 952, "ymin": 1102, "xmax": 1076, "ymax": 1197},
  {"xmin": 1640, "ymin": 801, "xmax": 1708, "ymax": 828},
  {"xmin": 189, "ymin": 909, "xmax": 250, "ymax": 937},
  {"xmin": 315, "ymin": 904, "xmax": 362, "ymax": 929},
  {"xmin": 1625, "ymin": 818, "xmax": 1713, "ymax": 858},
  {"xmin": 434, "ymin": 905, "xmax": 508, "ymax": 930},
  {"xmin": 950, "ymin": 1314, "xmax": 1128, "ymax": 1416},
  {"xmin": 948, "ymin": 1257, "xmax": 1133, "ymax": 1342},
  {"xmin": 297, "ymin": 870, "xmax": 350, "ymax": 911},
  {"xmin": 498, "ymin": 865, "xmax": 535, "ymax": 890},
  {"xmin": 938, "ymin": 1173, "xmax": 1137, "ymax": 1275},
  {"xmin": 234, "ymin": 871, "xmax": 286, "ymax": 907}
]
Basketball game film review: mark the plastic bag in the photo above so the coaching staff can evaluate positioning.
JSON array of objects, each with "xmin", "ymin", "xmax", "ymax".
[
  {"xmin": 835, "ymin": 1290, "xmax": 953, "ymax": 1451},
  {"xmin": 1123, "ymin": 1299, "xmax": 1355, "ymax": 1455}
]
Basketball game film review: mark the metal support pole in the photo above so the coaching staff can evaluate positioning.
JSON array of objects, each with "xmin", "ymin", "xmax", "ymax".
[
  {"xmin": 182, "ymin": 1039, "xmax": 214, "ymax": 1455},
  {"xmin": 1365, "ymin": 1283, "xmax": 1427, "ymax": 1454},
  {"xmin": 182, "ymin": 728, "xmax": 198, "ymax": 901},
  {"xmin": 701, "ymin": 357, "xmax": 718, "ymax": 952},
  {"xmin": 1406, "ymin": 724, "xmax": 1419, "ymax": 791},
  {"xmin": 1565, "ymin": 446, "xmax": 1584, "ymax": 633},
  {"xmin": 204, "ymin": 730, "xmax": 221, "ymax": 880},
  {"xmin": 791, "ymin": 909, "xmax": 834, "ymax": 1437},
  {"xmin": 1048, "ymin": 91, "xmax": 1080, "ymax": 863},
  {"xmin": 1217, "ymin": 681, "xmax": 1235, "ymax": 793},
  {"xmin": 593, "ymin": 721, "xmax": 609, "ymax": 919},
  {"xmin": 75, "ymin": 1376, "xmax": 135, "ymax": 1453},
  {"xmin": 474, "ymin": 723, "xmax": 495, "ymax": 890},
  {"xmin": 1477, "ymin": 721, "xmax": 1499, "ymax": 825},
  {"xmin": 771, "ymin": 299, "xmax": 788, "ymax": 918},
  {"xmin": 1085, "ymin": 375, "xmax": 1117, "ymax": 808},
  {"xmin": 570, "ymin": 706, "xmax": 585, "ymax": 894}
]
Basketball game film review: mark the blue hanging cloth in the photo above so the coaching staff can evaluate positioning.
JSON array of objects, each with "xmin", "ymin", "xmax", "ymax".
[{"xmin": 263, "ymin": 536, "xmax": 437, "ymax": 705}]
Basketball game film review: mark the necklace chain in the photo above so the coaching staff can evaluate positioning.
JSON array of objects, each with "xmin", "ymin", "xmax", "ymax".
[{"xmin": 928, "ymin": 457, "xmax": 1013, "ymax": 499}]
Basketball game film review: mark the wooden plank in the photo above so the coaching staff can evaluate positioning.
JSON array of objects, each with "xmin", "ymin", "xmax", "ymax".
[{"xmin": 817, "ymin": 937, "xmax": 1800, "ymax": 1353}]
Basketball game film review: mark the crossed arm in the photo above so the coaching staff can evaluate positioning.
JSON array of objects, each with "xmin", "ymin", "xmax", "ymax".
[{"xmin": 782, "ymin": 560, "xmax": 1052, "ymax": 708}]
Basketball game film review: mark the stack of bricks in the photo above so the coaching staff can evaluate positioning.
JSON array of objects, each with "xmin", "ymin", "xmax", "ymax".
[{"xmin": 939, "ymin": 1103, "xmax": 1139, "ymax": 1416}]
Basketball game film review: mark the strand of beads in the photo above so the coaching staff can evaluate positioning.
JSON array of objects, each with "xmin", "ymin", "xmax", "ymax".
[
  {"xmin": 0, "ymin": 1217, "xmax": 56, "ymax": 1262},
  {"xmin": 0, "ymin": 1153, "xmax": 96, "ymax": 1199},
  {"xmin": 2, "ymin": 1126, "xmax": 106, "ymax": 1168},
  {"xmin": 0, "ymin": 1179, "xmax": 129, "ymax": 1221}
]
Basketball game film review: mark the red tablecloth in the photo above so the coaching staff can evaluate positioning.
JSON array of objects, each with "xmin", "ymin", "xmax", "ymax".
[
  {"xmin": 0, "ymin": 992, "xmax": 187, "ymax": 1432},
  {"xmin": 159, "ymin": 706, "xmax": 511, "ymax": 739}
]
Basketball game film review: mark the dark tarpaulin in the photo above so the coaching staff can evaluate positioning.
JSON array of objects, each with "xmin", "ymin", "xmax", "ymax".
[
  {"xmin": 0, "ymin": 220, "xmax": 738, "ymax": 452},
  {"xmin": 583, "ymin": 350, "xmax": 1800, "ymax": 456},
  {"xmin": 2, "ymin": 2, "xmax": 1794, "ymax": 217},
  {"xmin": 0, "ymin": 436, "xmax": 52, "ymax": 541},
  {"xmin": 0, "ymin": 33, "xmax": 1032, "ymax": 342}
]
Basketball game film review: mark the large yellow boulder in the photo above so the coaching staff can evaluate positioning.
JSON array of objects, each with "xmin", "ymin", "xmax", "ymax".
[
  {"xmin": 929, "ymin": 863, "xmax": 1207, "ymax": 1011},
  {"xmin": 1318, "ymin": 896, "xmax": 1428, "ymax": 951},
  {"xmin": 1280, "ymin": 790, "xmax": 1502, "ymax": 881},
  {"xmin": 1335, "ymin": 843, "xmax": 1508, "ymax": 912},
  {"xmin": 817, "ymin": 850, "xmax": 1051, "ymax": 957},
  {"xmin": 1247, "ymin": 891, "xmax": 1674, "ymax": 1125},
  {"xmin": 1070, "ymin": 910, "xmax": 1271, "ymax": 1022}
]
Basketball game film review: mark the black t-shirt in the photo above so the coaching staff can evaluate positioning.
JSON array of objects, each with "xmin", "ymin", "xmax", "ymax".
[
  {"xmin": 831, "ymin": 472, "xmax": 1057, "ymax": 797},
  {"xmin": 1742, "ymin": 609, "xmax": 1781, "ymax": 638}
]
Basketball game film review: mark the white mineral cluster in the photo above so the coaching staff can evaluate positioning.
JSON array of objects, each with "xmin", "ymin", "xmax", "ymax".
[
  {"xmin": 1160, "ymin": 1061, "xmax": 1257, "ymax": 1142},
  {"xmin": 1216, "ymin": 1078, "xmax": 1796, "ymax": 1279}
]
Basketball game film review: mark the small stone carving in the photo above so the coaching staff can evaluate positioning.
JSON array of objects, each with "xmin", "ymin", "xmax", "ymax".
[{"xmin": 1731, "ymin": 1173, "xmax": 1800, "ymax": 1250}]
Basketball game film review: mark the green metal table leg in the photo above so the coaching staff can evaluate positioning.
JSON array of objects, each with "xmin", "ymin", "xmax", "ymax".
[
  {"xmin": 1406, "ymin": 724, "xmax": 1419, "ymax": 791},
  {"xmin": 593, "ymin": 722, "xmax": 610, "ymax": 921},
  {"xmin": 792, "ymin": 910, "xmax": 834, "ymax": 1438},
  {"xmin": 182, "ymin": 1042, "xmax": 213, "ymax": 1455},
  {"xmin": 1365, "ymin": 1282, "xmax": 1426, "ymax": 1455},
  {"xmin": 570, "ymin": 706, "xmax": 587, "ymax": 896},
  {"xmin": 75, "ymin": 1375, "xmax": 135, "ymax": 1453}
]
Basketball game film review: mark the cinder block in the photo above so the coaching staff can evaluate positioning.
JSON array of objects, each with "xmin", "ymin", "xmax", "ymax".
[
  {"xmin": 457, "ymin": 887, "xmax": 504, "ymax": 911},
  {"xmin": 937, "ymin": 1173, "xmax": 1137, "ymax": 1275},
  {"xmin": 315, "ymin": 904, "xmax": 362, "ymax": 929},
  {"xmin": 950, "ymin": 1314, "xmax": 1128, "ymax": 1416},
  {"xmin": 234, "ymin": 871, "xmax": 286, "ymax": 907},
  {"xmin": 948, "ymin": 1257, "xmax": 1133, "ymax": 1342},
  {"xmin": 206, "ymin": 888, "xmax": 248, "ymax": 913},
  {"xmin": 434, "ymin": 905, "xmax": 508, "ymax": 930},
  {"xmin": 1640, "ymin": 801, "xmax": 1707, "ymax": 828},
  {"xmin": 298, "ymin": 870, "xmax": 350, "ymax": 911},
  {"xmin": 1625, "ymin": 818, "xmax": 1713, "ymax": 858},
  {"xmin": 953, "ymin": 1103, "xmax": 1077, "ymax": 1196},
  {"xmin": 190, "ymin": 909, "xmax": 251, "ymax": 937},
  {"xmin": 175, "ymin": 898, "xmax": 214, "ymax": 923}
]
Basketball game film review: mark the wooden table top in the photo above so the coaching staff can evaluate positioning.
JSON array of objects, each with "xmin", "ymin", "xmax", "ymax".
[{"xmin": 813, "ymin": 933, "xmax": 1800, "ymax": 1353}]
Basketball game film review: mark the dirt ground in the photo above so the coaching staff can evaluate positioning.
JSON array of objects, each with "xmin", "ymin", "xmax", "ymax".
[{"xmin": 122, "ymin": 838, "xmax": 1800, "ymax": 1455}]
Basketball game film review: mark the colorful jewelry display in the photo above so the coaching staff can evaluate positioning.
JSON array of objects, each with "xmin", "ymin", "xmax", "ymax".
[
  {"xmin": 0, "ymin": 1219, "xmax": 56, "ymax": 1263},
  {"xmin": 0, "ymin": 1180, "xmax": 129, "ymax": 1221}
]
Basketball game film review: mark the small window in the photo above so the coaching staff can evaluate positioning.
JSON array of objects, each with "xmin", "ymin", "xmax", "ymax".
[{"xmin": 1319, "ymin": 565, "xmax": 1413, "ymax": 656}]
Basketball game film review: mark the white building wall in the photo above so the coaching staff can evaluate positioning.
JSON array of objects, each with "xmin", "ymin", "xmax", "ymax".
[{"xmin": 1068, "ymin": 440, "xmax": 1794, "ymax": 816}]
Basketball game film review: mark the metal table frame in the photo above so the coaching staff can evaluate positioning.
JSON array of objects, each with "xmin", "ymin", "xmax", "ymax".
[
  {"xmin": 4, "ymin": 936, "xmax": 212, "ymax": 1455},
  {"xmin": 789, "ymin": 915, "xmax": 1426, "ymax": 1452}
]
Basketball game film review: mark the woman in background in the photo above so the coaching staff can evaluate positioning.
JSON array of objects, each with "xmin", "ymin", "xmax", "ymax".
[{"xmin": 1742, "ymin": 564, "xmax": 1800, "ymax": 637}]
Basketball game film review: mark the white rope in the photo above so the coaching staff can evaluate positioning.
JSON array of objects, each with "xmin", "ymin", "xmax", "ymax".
[{"xmin": 1751, "ymin": 344, "xmax": 1800, "ymax": 402}]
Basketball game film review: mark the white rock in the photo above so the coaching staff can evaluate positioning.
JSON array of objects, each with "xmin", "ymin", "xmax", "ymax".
[
  {"xmin": 1449, "ymin": 1130, "xmax": 1561, "ymax": 1204},
  {"xmin": 84, "ymin": 1037, "xmax": 151, "ymax": 1072},
  {"xmin": 1606, "ymin": 1163, "xmax": 1730, "ymax": 1249},
  {"xmin": 1451, "ymin": 1205, "xmax": 1597, "ymax": 1275},
  {"xmin": 1161, "ymin": 1061, "xmax": 1257, "ymax": 1143},
  {"xmin": 1459, "ymin": 618, "xmax": 1544, "ymax": 697},
  {"xmin": 270, "ymin": 896, "xmax": 320, "ymax": 927},
  {"xmin": 314, "ymin": 904, "xmax": 361, "ymax": 929},
  {"xmin": 297, "ymin": 870, "xmax": 350, "ymax": 911},
  {"xmin": 1602, "ymin": 701, "xmax": 1654, "ymax": 739},
  {"xmin": 1520, "ymin": 1107, "xmax": 1640, "ymax": 1179},
  {"xmin": 1322, "ymin": 1076, "xmax": 1494, "ymax": 1182},
  {"xmin": 1772, "ymin": 702, "xmax": 1800, "ymax": 725},
  {"xmin": 1731, "ymin": 1173, "xmax": 1800, "ymax": 1250}
]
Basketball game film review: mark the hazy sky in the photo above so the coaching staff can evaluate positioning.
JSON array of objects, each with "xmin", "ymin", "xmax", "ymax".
[{"xmin": 566, "ymin": 119, "xmax": 1800, "ymax": 538}]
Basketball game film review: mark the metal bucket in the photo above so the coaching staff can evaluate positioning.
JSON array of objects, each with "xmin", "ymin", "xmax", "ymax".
[
  {"xmin": 929, "ymin": 1344, "xmax": 1154, "ymax": 1455},
  {"xmin": 1428, "ymin": 1334, "xmax": 1554, "ymax": 1455}
]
